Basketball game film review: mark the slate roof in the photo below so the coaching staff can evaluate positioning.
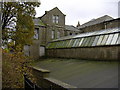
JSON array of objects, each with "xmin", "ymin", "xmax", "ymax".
[
  {"xmin": 65, "ymin": 25, "xmax": 80, "ymax": 31},
  {"xmin": 33, "ymin": 58, "xmax": 118, "ymax": 88},
  {"xmin": 78, "ymin": 15, "xmax": 114, "ymax": 29},
  {"xmin": 33, "ymin": 18, "xmax": 46, "ymax": 26}
]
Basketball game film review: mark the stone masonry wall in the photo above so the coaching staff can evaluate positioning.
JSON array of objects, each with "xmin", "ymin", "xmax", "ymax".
[{"xmin": 46, "ymin": 46, "xmax": 119, "ymax": 61}]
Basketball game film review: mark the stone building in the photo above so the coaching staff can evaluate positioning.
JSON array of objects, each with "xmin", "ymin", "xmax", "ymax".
[
  {"xmin": 25, "ymin": 7, "xmax": 120, "ymax": 89},
  {"xmin": 77, "ymin": 15, "xmax": 119, "ymax": 33},
  {"xmin": 24, "ymin": 7, "xmax": 80, "ymax": 59}
]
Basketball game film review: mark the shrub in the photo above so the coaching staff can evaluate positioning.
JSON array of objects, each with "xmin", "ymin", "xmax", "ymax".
[{"xmin": 2, "ymin": 49, "xmax": 35, "ymax": 88}]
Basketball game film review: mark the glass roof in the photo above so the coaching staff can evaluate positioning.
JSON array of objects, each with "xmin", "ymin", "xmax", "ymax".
[
  {"xmin": 53, "ymin": 27, "xmax": 120, "ymax": 42},
  {"xmin": 47, "ymin": 28, "xmax": 120, "ymax": 49}
]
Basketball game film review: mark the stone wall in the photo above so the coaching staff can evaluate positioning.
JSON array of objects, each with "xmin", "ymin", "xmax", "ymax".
[
  {"xmin": 80, "ymin": 18, "xmax": 120, "ymax": 33},
  {"xmin": 46, "ymin": 46, "xmax": 119, "ymax": 61},
  {"xmin": 31, "ymin": 67, "xmax": 76, "ymax": 89}
]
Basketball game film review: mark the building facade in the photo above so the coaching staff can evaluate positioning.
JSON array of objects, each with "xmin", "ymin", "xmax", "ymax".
[
  {"xmin": 24, "ymin": 7, "xmax": 80, "ymax": 59},
  {"xmin": 77, "ymin": 15, "xmax": 119, "ymax": 33}
]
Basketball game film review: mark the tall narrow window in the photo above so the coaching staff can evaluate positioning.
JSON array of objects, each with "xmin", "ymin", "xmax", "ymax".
[
  {"xmin": 51, "ymin": 30, "xmax": 55, "ymax": 39},
  {"xmin": 52, "ymin": 15, "xmax": 59, "ymax": 24},
  {"xmin": 57, "ymin": 31, "xmax": 60, "ymax": 38},
  {"xmin": 34, "ymin": 28, "xmax": 39, "ymax": 39}
]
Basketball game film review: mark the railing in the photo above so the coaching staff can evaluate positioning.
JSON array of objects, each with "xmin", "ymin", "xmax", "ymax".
[{"xmin": 24, "ymin": 75, "xmax": 41, "ymax": 90}]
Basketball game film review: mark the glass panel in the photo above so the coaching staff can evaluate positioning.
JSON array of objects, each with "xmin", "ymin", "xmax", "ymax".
[
  {"xmin": 111, "ymin": 33, "xmax": 119, "ymax": 45},
  {"xmin": 56, "ymin": 42, "xmax": 60, "ymax": 48},
  {"xmin": 63, "ymin": 40, "xmax": 67, "ymax": 48},
  {"xmin": 49, "ymin": 43, "xmax": 53, "ymax": 48},
  {"xmin": 75, "ymin": 39, "xmax": 81, "ymax": 47},
  {"xmin": 101, "ymin": 35, "xmax": 109, "ymax": 45},
  {"xmin": 54, "ymin": 42, "xmax": 57, "ymax": 48},
  {"xmin": 70, "ymin": 39, "xmax": 76, "ymax": 47},
  {"xmin": 81, "ymin": 38, "xmax": 87, "ymax": 46},
  {"xmin": 72, "ymin": 39, "xmax": 78, "ymax": 47},
  {"xmin": 61, "ymin": 41, "xmax": 65, "ymax": 48},
  {"xmin": 97, "ymin": 35, "xmax": 104, "ymax": 45},
  {"xmin": 88, "ymin": 36, "xmax": 95, "ymax": 46},
  {"xmin": 116, "ymin": 33, "xmax": 120, "ymax": 44},
  {"xmin": 66, "ymin": 40, "xmax": 70, "ymax": 47},
  {"xmin": 105, "ymin": 34, "xmax": 114, "ymax": 45},
  {"xmin": 92, "ymin": 36, "xmax": 99, "ymax": 46},
  {"xmin": 65, "ymin": 40, "xmax": 68, "ymax": 47},
  {"xmin": 68, "ymin": 39, "xmax": 73, "ymax": 47},
  {"xmin": 60, "ymin": 41, "xmax": 64, "ymax": 48},
  {"xmin": 84, "ymin": 37, "xmax": 92, "ymax": 46},
  {"xmin": 79, "ymin": 38, "xmax": 84, "ymax": 46},
  {"xmin": 58, "ymin": 41, "xmax": 62, "ymax": 48},
  {"xmin": 56, "ymin": 42, "xmax": 59, "ymax": 48}
]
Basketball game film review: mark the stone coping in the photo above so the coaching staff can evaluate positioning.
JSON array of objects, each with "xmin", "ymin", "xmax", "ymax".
[
  {"xmin": 45, "ymin": 77, "xmax": 77, "ymax": 88},
  {"xmin": 32, "ymin": 66, "xmax": 50, "ymax": 73}
]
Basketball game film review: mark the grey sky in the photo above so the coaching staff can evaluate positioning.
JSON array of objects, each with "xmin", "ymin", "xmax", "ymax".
[{"xmin": 35, "ymin": 0, "xmax": 119, "ymax": 26}]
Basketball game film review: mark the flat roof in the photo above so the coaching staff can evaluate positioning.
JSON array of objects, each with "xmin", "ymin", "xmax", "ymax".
[{"xmin": 33, "ymin": 58, "xmax": 118, "ymax": 88}]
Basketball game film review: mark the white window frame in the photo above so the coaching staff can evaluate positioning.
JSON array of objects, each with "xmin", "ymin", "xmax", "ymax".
[
  {"xmin": 34, "ymin": 28, "xmax": 39, "ymax": 39},
  {"xmin": 51, "ymin": 30, "xmax": 55, "ymax": 39},
  {"xmin": 57, "ymin": 31, "xmax": 60, "ymax": 38},
  {"xmin": 52, "ymin": 15, "xmax": 59, "ymax": 24}
]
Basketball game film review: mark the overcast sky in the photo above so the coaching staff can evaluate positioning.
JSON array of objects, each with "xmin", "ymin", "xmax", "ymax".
[{"xmin": 35, "ymin": 0, "xmax": 119, "ymax": 26}]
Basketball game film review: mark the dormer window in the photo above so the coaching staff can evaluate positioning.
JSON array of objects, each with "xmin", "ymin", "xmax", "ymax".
[
  {"xmin": 34, "ymin": 28, "xmax": 39, "ymax": 39},
  {"xmin": 52, "ymin": 15, "xmax": 59, "ymax": 24}
]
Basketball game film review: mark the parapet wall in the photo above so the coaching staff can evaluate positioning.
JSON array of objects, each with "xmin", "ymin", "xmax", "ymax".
[
  {"xmin": 31, "ymin": 67, "xmax": 76, "ymax": 89},
  {"xmin": 46, "ymin": 46, "xmax": 119, "ymax": 61}
]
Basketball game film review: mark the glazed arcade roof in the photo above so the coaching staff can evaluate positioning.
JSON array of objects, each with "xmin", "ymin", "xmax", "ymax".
[
  {"xmin": 53, "ymin": 27, "xmax": 120, "ymax": 41},
  {"xmin": 47, "ymin": 28, "xmax": 120, "ymax": 49}
]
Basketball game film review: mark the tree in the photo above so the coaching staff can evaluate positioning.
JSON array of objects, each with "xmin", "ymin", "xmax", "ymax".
[{"xmin": 2, "ymin": 1, "xmax": 40, "ymax": 50}]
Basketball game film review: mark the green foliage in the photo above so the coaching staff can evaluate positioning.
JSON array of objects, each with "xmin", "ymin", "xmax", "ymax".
[
  {"xmin": 2, "ymin": 2, "xmax": 40, "ymax": 50},
  {"xmin": 2, "ymin": 49, "xmax": 36, "ymax": 88}
]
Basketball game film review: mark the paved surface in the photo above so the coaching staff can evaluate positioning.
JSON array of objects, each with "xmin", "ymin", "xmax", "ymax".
[{"xmin": 33, "ymin": 58, "xmax": 118, "ymax": 88}]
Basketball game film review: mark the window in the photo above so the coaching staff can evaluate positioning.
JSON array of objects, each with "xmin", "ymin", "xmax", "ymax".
[
  {"xmin": 52, "ymin": 15, "xmax": 59, "ymax": 24},
  {"xmin": 34, "ymin": 28, "xmax": 39, "ymax": 39},
  {"xmin": 51, "ymin": 30, "xmax": 55, "ymax": 39},
  {"xmin": 57, "ymin": 31, "xmax": 60, "ymax": 38}
]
